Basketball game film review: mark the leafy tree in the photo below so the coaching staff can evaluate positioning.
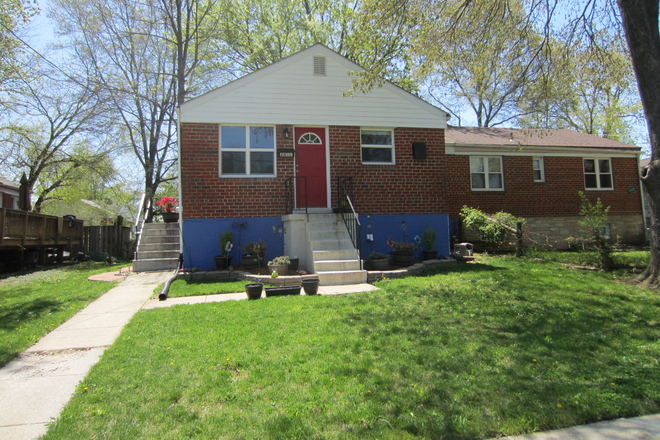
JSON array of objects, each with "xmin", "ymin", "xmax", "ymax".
[
  {"xmin": 414, "ymin": 0, "xmax": 549, "ymax": 126},
  {"xmin": 0, "ymin": 0, "xmax": 38, "ymax": 90},
  {"xmin": 51, "ymin": 0, "xmax": 219, "ymax": 220},
  {"xmin": 461, "ymin": 206, "xmax": 525, "ymax": 255},
  {"xmin": 0, "ymin": 69, "xmax": 111, "ymax": 213}
]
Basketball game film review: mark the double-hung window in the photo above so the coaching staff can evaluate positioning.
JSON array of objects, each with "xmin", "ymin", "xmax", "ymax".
[
  {"xmin": 220, "ymin": 126, "xmax": 275, "ymax": 176},
  {"xmin": 583, "ymin": 158, "xmax": 612, "ymax": 189},
  {"xmin": 533, "ymin": 157, "xmax": 545, "ymax": 182},
  {"xmin": 361, "ymin": 129, "xmax": 394, "ymax": 164},
  {"xmin": 470, "ymin": 156, "xmax": 503, "ymax": 190}
]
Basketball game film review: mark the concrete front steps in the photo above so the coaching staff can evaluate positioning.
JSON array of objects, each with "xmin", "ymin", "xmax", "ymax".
[
  {"xmin": 307, "ymin": 214, "xmax": 367, "ymax": 285},
  {"xmin": 133, "ymin": 223, "xmax": 180, "ymax": 272}
]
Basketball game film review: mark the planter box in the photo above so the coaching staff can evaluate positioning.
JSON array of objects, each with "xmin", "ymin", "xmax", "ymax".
[{"xmin": 265, "ymin": 285, "xmax": 301, "ymax": 297}]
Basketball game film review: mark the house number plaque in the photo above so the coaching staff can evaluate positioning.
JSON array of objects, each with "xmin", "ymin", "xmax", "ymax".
[{"xmin": 277, "ymin": 149, "xmax": 295, "ymax": 158}]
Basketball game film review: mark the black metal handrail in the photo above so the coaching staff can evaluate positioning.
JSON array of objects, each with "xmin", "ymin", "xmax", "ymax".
[
  {"xmin": 285, "ymin": 176, "xmax": 308, "ymax": 214},
  {"xmin": 337, "ymin": 176, "xmax": 362, "ymax": 269}
]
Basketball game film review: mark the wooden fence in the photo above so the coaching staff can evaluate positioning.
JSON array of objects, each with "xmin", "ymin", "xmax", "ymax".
[{"xmin": 83, "ymin": 225, "xmax": 133, "ymax": 260}]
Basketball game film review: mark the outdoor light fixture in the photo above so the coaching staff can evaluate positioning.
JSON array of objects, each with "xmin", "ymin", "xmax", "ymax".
[{"xmin": 283, "ymin": 127, "xmax": 290, "ymax": 139}]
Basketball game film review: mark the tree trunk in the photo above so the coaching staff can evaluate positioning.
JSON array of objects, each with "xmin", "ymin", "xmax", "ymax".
[{"xmin": 617, "ymin": 0, "xmax": 660, "ymax": 286}]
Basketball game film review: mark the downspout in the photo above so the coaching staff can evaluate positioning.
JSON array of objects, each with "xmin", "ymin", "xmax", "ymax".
[
  {"xmin": 159, "ymin": 106, "xmax": 185, "ymax": 301},
  {"xmin": 638, "ymin": 153, "xmax": 648, "ymax": 233}
]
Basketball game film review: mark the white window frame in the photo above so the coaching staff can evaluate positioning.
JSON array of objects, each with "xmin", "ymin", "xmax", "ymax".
[
  {"xmin": 533, "ymin": 157, "xmax": 545, "ymax": 182},
  {"xmin": 598, "ymin": 224, "xmax": 611, "ymax": 240},
  {"xmin": 219, "ymin": 125, "xmax": 276, "ymax": 177},
  {"xmin": 470, "ymin": 156, "xmax": 504, "ymax": 191},
  {"xmin": 583, "ymin": 158, "xmax": 613, "ymax": 190},
  {"xmin": 360, "ymin": 128, "xmax": 395, "ymax": 165}
]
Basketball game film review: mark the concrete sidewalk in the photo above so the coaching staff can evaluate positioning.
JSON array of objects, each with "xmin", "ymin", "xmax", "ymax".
[{"xmin": 0, "ymin": 271, "xmax": 172, "ymax": 440}]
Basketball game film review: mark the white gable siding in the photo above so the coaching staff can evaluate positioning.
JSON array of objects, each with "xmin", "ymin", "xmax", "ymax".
[{"xmin": 180, "ymin": 48, "xmax": 446, "ymax": 129}]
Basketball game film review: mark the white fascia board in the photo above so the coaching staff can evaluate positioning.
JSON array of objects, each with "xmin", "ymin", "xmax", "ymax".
[{"xmin": 445, "ymin": 143, "xmax": 641, "ymax": 158}]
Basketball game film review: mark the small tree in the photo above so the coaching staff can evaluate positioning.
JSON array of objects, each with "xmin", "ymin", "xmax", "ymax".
[
  {"xmin": 577, "ymin": 191, "xmax": 614, "ymax": 270},
  {"xmin": 461, "ymin": 206, "xmax": 525, "ymax": 255}
]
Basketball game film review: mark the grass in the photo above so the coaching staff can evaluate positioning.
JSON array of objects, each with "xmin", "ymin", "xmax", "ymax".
[
  {"xmin": 525, "ymin": 248, "xmax": 649, "ymax": 268},
  {"xmin": 0, "ymin": 262, "xmax": 122, "ymax": 367},
  {"xmin": 161, "ymin": 279, "xmax": 275, "ymax": 298},
  {"xmin": 44, "ymin": 256, "xmax": 660, "ymax": 439}
]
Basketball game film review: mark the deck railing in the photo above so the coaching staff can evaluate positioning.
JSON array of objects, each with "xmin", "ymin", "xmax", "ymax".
[{"xmin": 0, "ymin": 208, "xmax": 84, "ymax": 249}]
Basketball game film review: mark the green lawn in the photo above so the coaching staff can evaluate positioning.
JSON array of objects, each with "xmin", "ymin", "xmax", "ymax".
[
  {"xmin": 45, "ymin": 256, "xmax": 660, "ymax": 439},
  {"xmin": 0, "ymin": 263, "xmax": 122, "ymax": 367},
  {"xmin": 164, "ymin": 278, "xmax": 273, "ymax": 298},
  {"xmin": 525, "ymin": 248, "xmax": 649, "ymax": 268}
]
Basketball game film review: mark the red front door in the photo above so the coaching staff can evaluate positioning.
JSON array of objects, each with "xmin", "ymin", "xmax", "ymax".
[{"xmin": 295, "ymin": 127, "xmax": 327, "ymax": 208}]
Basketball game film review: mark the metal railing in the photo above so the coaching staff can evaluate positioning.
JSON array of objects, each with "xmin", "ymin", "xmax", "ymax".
[
  {"xmin": 285, "ymin": 176, "xmax": 308, "ymax": 214},
  {"xmin": 337, "ymin": 176, "xmax": 362, "ymax": 270},
  {"xmin": 134, "ymin": 195, "xmax": 151, "ymax": 259}
]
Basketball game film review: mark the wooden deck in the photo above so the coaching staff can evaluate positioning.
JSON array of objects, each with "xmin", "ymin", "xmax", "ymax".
[{"xmin": 0, "ymin": 208, "xmax": 84, "ymax": 266}]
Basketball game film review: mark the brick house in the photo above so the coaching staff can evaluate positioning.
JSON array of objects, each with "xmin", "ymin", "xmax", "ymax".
[
  {"xmin": 177, "ymin": 44, "xmax": 643, "ymax": 279},
  {"xmin": 0, "ymin": 176, "xmax": 19, "ymax": 210}
]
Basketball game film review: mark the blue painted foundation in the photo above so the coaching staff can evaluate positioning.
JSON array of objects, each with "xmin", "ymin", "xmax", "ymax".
[
  {"xmin": 359, "ymin": 214, "xmax": 451, "ymax": 260},
  {"xmin": 182, "ymin": 217, "xmax": 284, "ymax": 271},
  {"xmin": 182, "ymin": 213, "xmax": 451, "ymax": 271}
]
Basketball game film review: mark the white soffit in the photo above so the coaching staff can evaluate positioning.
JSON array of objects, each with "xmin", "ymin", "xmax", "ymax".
[{"xmin": 180, "ymin": 44, "xmax": 447, "ymax": 129}]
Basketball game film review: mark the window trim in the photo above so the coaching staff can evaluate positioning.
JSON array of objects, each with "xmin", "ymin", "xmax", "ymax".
[
  {"xmin": 583, "ymin": 158, "xmax": 613, "ymax": 190},
  {"xmin": 533, "ymin": 157, "xmax": 545, "ymax": 182},
  {"xmin": 360, "ymin": 127, "xmax": 395, "ymax": 165},
  {"xmin": 470, "ymin": 156, "xmax": 504, "ymax": 191},
  {"xmin": 219, "ymin": 125, "xmax": 277, "ymax": 178}
]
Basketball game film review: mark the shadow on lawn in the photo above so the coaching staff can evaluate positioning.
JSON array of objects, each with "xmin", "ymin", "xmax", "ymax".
[
  {"xmin": 0, "ymin": 294, "xmax": 62, "ymax": 330},
  {"xmin": 342, "ymin": 261, "xmax": 660, "ymax": 435}
]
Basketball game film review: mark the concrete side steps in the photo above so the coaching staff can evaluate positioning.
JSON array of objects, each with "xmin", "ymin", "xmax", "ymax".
[
  {"xmin": 133, "ymin": 258, "xmax": 179, "ymax": 272},
  {"xmin": 313, "ymin": 249, "xmax": 358, "ymax": 260},
  {"xmin": 134, "ymin": 222, "xmax": 181, "ymax": 272}
]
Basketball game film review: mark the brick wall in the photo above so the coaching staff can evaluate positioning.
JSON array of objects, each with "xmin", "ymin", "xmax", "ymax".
[
  {"xmin": 181, "ymin": 123, "xmax": 642, "ymax": 223},
  {"xmin": 444, "ymin": 155, "xmax": 642, "ymax": 219},
  {"xmin": 181, "ymin": 123, "xmax": 294, "ymax": 219},
  {"xmin": 328, "ymin": 126, "xmax": 448, "ymax": 214}
]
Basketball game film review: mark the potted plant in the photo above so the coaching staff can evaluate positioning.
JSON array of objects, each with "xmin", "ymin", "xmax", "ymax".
[
  {"xmin": 241, "ymin": 240, "xmax": 267, "ymax": 269},
  {"xmin": 268, "ymin": 255, "xmax": 290, "ymax": 276},
  {"xmin": 367, "ymin": 252, "xmax": 389, "ymax": 271},
  {"xmin": 214, "ymin": 230, "xmax": 234, "ymax": 270},
  {"xmin": 155, "ymin": 196, "xmax": 178, "ymax": 222},
  {"xmin": 245, "ymin": 282, "xmax": 263, "ymax": 300},
  {"xmin": 388, "ymin": 238, "xmax": 416, "ymax": 266},
  {"xmin": 422, "ymin": 224, "xmax": 438, "ymax": 260},
  {"xmin": 302, "ymin": 278, "xmax": 320, "ymax": 295}
]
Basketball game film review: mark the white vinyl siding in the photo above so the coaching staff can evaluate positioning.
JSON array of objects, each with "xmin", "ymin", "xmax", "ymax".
[
  {"xmin": 181, "ymin": 49, "xmax": 446, "ymax": 129},
  {"xmin": 470, "ymin": 156, "xmax": 503, "ymax": 190}
]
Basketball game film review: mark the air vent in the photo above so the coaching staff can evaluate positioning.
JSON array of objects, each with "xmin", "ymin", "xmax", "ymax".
[{"xmin": 313, "ymin": 56, "xmax": 326, "ymax": 75}]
